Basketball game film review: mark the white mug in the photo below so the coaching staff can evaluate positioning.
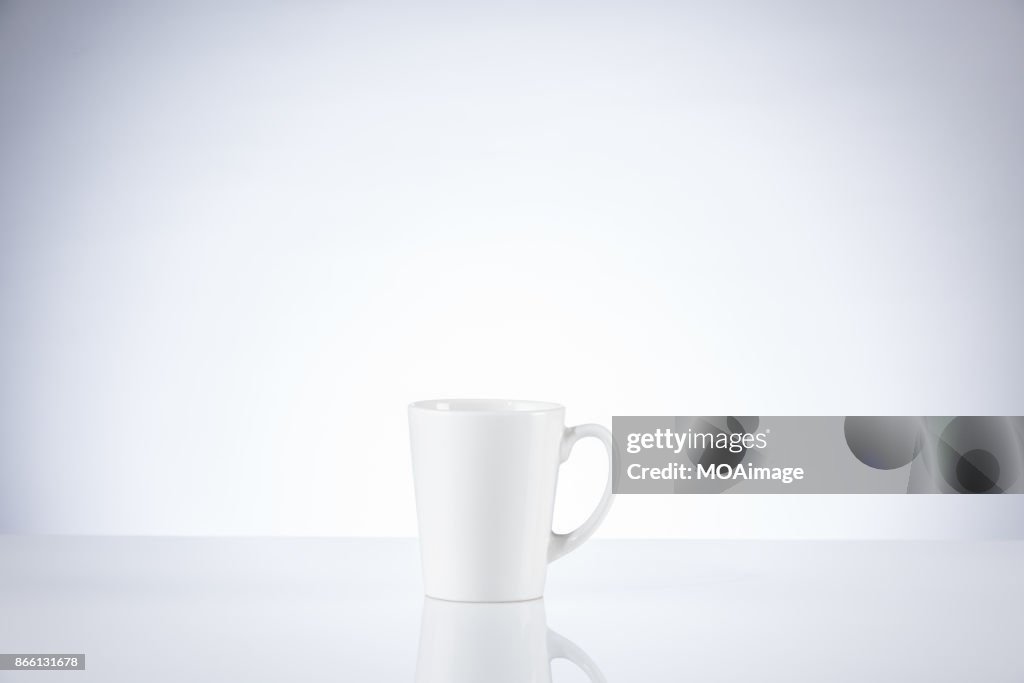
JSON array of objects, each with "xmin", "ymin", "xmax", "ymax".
[
  {"xmin": 416, "ymin": 597, "xmax": 607, "ymax": 682},
  {"xmin": 408, "ymin": 399, "xmax": 615, "ymax": 602}
]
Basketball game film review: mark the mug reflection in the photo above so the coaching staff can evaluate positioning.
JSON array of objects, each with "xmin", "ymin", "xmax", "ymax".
[{"xmin": 416, "ymin": 597, "xmax": 607, "ymax": 682}]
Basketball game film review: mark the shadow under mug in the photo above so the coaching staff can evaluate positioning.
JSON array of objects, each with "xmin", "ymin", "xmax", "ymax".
[
  {"xmin": 416, "ymin": 597, "xmax": 607, "ymax": 683},
  {"xmin": 409, "ymin": 399, "xmax": 616, "ymax": 602}
]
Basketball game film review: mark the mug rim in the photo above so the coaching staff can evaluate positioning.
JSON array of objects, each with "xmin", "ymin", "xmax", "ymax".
[{"xmin": 410, "ymin": 399, "xmax": 564, "ymax": 414}]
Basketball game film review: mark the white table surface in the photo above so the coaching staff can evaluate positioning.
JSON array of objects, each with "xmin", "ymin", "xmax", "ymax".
[{"xmin": 1, "ymin": 537, "xmax": 1022, "ymax": 681}]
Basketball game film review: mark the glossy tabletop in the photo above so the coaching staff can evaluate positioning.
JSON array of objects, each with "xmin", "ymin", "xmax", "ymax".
[{"xmin": 1, "ymin": 537, "xmax": 1022, "ymax": 681}]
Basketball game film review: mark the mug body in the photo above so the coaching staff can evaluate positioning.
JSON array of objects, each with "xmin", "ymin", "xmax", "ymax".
[{"xmin": 409, "ymin": 399, "xmax": 565, "ymax": 602}]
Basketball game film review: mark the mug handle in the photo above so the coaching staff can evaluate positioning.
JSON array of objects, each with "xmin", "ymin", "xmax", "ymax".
[
  {"xmin": 548, "ymin": 423, "xmax": 615, "ymax": 562},
  {"xmin": 547, "ymin": 629, "xmax": 608, "ymax": 682}
]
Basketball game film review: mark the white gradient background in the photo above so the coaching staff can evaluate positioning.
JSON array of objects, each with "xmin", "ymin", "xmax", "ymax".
[{"xmin": 1, "ymin": 0, "xmax": 1022, "ymax": 537}]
